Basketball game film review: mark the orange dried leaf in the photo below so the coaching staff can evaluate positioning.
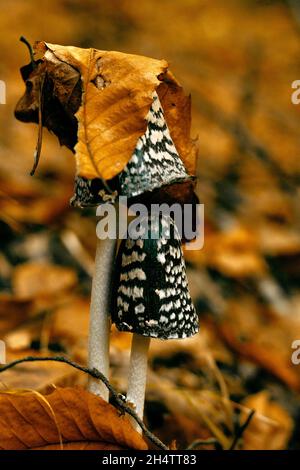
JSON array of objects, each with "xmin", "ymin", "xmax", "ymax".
[
  {"xmin": 0, "ymin": 387, "xmax": 148, "ymax": 450},
  {"xmin": 209, "ymin": 227, "xmax": 266, "ymax": 277},
  {"xmin": 37, "ymin": 42, "xmax": 168, "ymax": 180},
  {"xmin": 33, "ymin": 42, "xmax": 196, "ymax": 182}
]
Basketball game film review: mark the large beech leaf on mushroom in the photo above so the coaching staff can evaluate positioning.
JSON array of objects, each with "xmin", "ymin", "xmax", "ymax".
[
  {"xmin": 33, "ymin": 42, "xmax": 168, "ymax": 180},
  {"xmin": 15, "ymin": 41, "xmax": 197, "ymax": 183},
  {"xmin": 38, "ymin": 42, "xmax": 198, "ymax": 180},
  {"xmin": 0, "ymin": 387, "xmax": 148, "ymax": 450},
  {"xmin": 71, "ymin": 90, "xmax": 197, "ymax": 211}
]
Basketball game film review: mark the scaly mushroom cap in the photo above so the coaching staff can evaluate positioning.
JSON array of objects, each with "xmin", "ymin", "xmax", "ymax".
[
  {"xmin": 112, "ymin": 213, "xmax": 199, "ymax": 339},
  {"xmin": 71, "ymin": 92, "xmax": 191, "ymax": 207}
]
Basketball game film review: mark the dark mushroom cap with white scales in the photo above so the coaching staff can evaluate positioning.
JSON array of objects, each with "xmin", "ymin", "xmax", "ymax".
[
  {"xmin": 112, "ymin": 213, "xmax": 199, "ymax": 340},
  {"xmin": 71, "ymin": 92, "xmax": 192, "ymax": 207}
]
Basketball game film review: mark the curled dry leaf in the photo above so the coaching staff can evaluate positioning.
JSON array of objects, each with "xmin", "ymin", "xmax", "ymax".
[
  {"xmin": 0, "ymin": 387, "xmax": 148, "ymax": 450},
  {"xmin": 15, "ymin": 50, "xmax": 81, "ymax": 151}
]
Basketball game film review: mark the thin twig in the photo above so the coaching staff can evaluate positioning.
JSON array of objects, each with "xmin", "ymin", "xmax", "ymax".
[
  {"xmin": 229, "ymin": 409, "xmax": 255, "ymax": 450},
  {"xmin": 0, "ymin": 355, "xmax": 168, "ymax": 450}
]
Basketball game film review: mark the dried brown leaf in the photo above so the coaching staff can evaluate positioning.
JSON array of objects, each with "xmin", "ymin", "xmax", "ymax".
[
  {"xmin": 208, "ymin": 227, "xmax": 267, "ymax": 277},
  {"xmin": 0, "ymin": 387, "xmax": 148, "ymax": 450},
  {"xmin": 37, "ymin": 42, "xmax": 168, "ymax": 180}
]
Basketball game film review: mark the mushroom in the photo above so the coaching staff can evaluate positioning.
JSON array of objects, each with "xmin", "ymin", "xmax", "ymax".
[
  {"xmin": 71, "ymin": 90, "xmax": 197, "ymax": 406},
  {"xmin": 112, "ymin": 212, "xmax": 198, "ymax": 428},
  {"xmin": 70, "ymin": 91, "xmax": 191, "ymax": 207},
  {"xmin": 69, "ymin": 88, "xmax": 198, "ymax": 418},
  {"xmin": 14, "ymin": 40, "xmax": 199, "ymax": 420}
]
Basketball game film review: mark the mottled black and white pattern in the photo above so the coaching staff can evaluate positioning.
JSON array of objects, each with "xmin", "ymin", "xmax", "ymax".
[
  {"xmin": 71, "ymin": 92, "xmax": 190, "ymax": 207},
  {"xmin": 112, "ymin": 213, "xmax": 199, "ymax": 339},
  {"xmin": 70, "ymin": 176, "xmax": 117, "ymax": 208},
  {"xmin": 119, "ymin": 92, "xmax": 189, "ymax": 198}
]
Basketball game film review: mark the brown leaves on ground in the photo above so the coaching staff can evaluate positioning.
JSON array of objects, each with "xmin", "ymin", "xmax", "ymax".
[
  {"xmin": 12, "ymin": 262, "xmax": 77, "ymax": 300},
  {"xmin": 242, "ymin": 391, "xmax": 293, "ymax": 450},
  {"xmin": 184, "ymin": 225, "xmax": 267, "ymax": 278},
  {"xmin": 0, "ymin": 262, "xmax": 80, "ymax": 353},
  {"xmin": 0, "ymin": 172, "xmax": 73, "ymax": 228},
  {"xmin": 217, "ymin": 298, "xmax": 300, "ymax": 391},
  {"xmin": 0, "ymin": 295, "xmax": 33, "ymax": 334},
  {"xmin": 148, "ymin": 373, "xmax": 292, "ymax": 450},
  {"xmin": 0, "ymin": 387, "xmax": 148, "ymax": 450},
  {"xmin": 4, "ymin": 0, "xmax": 300, "ymax": 452},
  {"xmin": 0, "ymin": 352, "xmax": 84, "ymax": 392}
]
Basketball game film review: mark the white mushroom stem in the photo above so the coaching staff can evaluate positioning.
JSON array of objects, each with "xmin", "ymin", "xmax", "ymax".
[
  {"xmin": 88, "ymin": 237, "xmax": 117, "ymax": 400},
  {"xmin": 127, "ymin": 333, "xmax": 151, "ymax": 432}
]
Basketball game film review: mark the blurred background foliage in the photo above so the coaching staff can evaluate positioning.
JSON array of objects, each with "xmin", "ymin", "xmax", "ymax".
[{"xmin": 1, "ymin": 0, "xmax": 300, "ymax": 449}]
